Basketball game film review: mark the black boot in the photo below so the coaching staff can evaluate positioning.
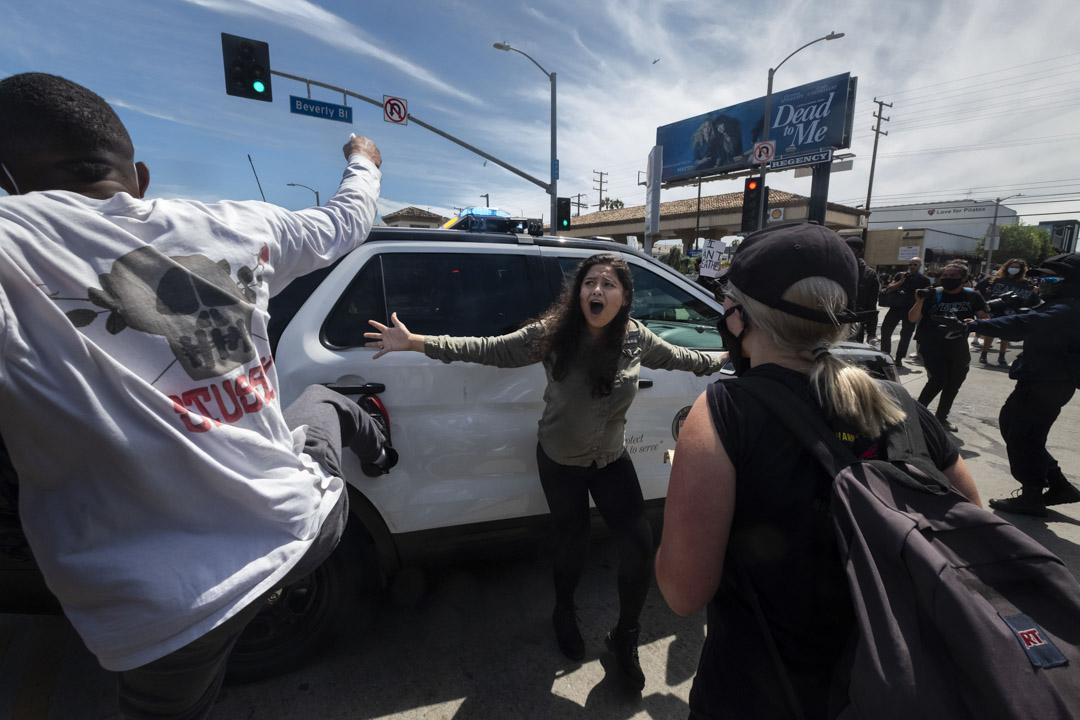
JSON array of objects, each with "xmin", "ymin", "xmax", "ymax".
[
  {"xmin": 552, "ymin": 604, "xmax": 584, "ymax": 661},
  {"xmin": 605, "ymin": 624, "xmax": 645, "ymax": 691},
  {"xmin": 989, "ymin": 485, "xmax": 1047, "ymax": 517}
]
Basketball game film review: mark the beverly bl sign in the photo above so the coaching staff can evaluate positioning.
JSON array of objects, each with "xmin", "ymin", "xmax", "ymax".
[{"xmin": 289, "ymin": 96, "xmax": 353, "ymax": 124}]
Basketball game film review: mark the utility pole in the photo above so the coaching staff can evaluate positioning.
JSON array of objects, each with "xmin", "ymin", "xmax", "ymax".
[
  {"xmin": 480, "ymin": 193, "xmax": 489, "ymax": 207},
  {"xmin": 571, "ymin": 193, "xmax": 588, "ymax": 217},
  {"xmin": 593, "ymin": 170, "xmax": 608, "ymax": 209},
  {"xmin": 861, "ymin": 98, "xmax": 891, "ymax": 244}
]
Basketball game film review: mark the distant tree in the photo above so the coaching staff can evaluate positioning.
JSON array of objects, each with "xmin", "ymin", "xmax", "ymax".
[
  {"xmin": 981, "ymin": 223, "xmax": 1054, "ymax": 267},
  {"xmin": 659, "ymin": 246, "xmax": 694, "ymax": 275},
  {"xmin": 601, "ymin": 197, "xmax": 624, "ymax": 211}
]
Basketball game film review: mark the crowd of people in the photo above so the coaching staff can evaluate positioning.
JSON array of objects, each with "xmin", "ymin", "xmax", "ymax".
[{"xmin": 2, "ymin": 71, "xmax": 1078, "ymax": 719}]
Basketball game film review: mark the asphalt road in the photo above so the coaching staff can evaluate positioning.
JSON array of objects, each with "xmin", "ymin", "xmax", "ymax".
[{"xmin": 2, "ymin": 340, "xmax": 1079, "ymax": 720}]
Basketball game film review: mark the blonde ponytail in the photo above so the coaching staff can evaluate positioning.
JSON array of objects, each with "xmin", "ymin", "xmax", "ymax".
[{"xmin": 729, "ymin": 278, "xmax": 906, "ymax": 439}]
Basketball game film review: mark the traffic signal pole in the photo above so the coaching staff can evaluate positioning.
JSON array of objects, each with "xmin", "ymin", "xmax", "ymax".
[{"xmin": 267, "ymin": 69, "xmax": 551, "ymax": 195}]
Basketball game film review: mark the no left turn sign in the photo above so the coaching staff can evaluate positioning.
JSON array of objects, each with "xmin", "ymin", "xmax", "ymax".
[
  {"xmin": 752, "ymin": 141, "xmax": 776, "ymax": 164},
  {"xmin": 383, "ymin": 96, "xmax": 408, "ymax": 125}
]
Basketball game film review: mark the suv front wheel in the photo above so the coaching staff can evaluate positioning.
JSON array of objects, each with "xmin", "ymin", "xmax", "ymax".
[{"xmin": 225, "ymin": 521, "xmax": 378, "ymax": 684}]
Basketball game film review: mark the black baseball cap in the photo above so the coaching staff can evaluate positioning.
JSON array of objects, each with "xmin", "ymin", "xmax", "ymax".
[
  {"xmin": 723, "ymin": 223, "xmax": 858, "ymax": 325},
  {"xmin": 1030, "ymin": 253, "xmax": 1080, "ymax": 282}
]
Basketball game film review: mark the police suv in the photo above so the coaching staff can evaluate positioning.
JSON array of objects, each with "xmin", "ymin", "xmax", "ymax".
[{"xmin": 1, "ymin": 209, "xmax": 895, "ymax": 681}]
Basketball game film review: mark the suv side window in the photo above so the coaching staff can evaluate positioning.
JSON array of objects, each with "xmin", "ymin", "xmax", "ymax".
[
  {"xmin": 555, "ymin": 257, "xmax": 723, "ymax": 350},
  {"xmin": 324, "ymin": 253, "xmax": 539, "ymax": 347}
]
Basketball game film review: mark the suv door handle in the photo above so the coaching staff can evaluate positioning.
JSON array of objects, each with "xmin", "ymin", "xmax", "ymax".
[
  {"xmin": 638, "ymin": 378, "xmax": 653, "ymax": 389},
  {"xmin": 323, "ymin": 382, "xmax": 386, "ymax": 395}
]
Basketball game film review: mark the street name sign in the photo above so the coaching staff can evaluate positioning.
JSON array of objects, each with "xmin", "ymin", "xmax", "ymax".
[
  {"xmin": 290, "ymin": 96, "xmax": 353, "ymax": 124},
  {"xmin": 770, "ymin": 149, "xmax": 832, "ymax": 171}
]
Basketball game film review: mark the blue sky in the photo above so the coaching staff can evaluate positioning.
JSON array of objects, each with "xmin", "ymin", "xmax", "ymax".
[{"xmin": 2, "ymin": 0, "xmax": 1079, "ymax": 227}]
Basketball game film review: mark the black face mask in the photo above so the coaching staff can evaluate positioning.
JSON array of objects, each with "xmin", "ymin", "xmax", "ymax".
[
  {"xmin": 940, "ymin": 277, "xmax": 964, "ymax": 292},
  {"xmin": 718, "ymin": 306, "xmax": 751, "ymax": 376}
]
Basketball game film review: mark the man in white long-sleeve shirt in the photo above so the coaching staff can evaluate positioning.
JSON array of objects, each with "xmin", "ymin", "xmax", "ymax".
[{"xmin": 0, "ymin": 72, "xmax": 386, "ymax": 718}]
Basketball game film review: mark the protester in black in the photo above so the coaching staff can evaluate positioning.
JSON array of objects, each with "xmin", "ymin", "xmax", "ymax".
[
  {"xmin": 655, "ymin": 224, "xmax": 980, "ymax": 719},
  {"xmin": 844, "ymin": 237, "xmax": 879, "ymax": 344},
  {"xmin": 909, "ymin": 262, "xmax": 990, "ymax": 432},
  {"xmin": 879, "ymin": 257, "xmax": 931, "ymax": 368},
  {"xmin": 963, "ymin": 254, "xmax": 1080, "ymax": 517},
  {"xmin": 974, "ymin": 258, "xmax": 1038, "ymax": 365}
]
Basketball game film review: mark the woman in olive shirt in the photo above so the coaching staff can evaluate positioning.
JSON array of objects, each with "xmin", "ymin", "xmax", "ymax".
[{"xmin": 365, "ymin": 253, "xmax": 722, "ymax": 690}]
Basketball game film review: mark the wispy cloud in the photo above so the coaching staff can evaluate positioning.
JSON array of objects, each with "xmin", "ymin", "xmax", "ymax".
[{"xmin": 181, "ymin": 0, "xmax": 481, "ymax": 105}]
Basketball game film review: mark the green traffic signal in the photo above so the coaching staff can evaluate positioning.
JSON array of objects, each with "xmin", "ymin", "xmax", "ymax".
[{"xmin": 221, "ymin": 33, "xmax": 273, "ymax": 102}]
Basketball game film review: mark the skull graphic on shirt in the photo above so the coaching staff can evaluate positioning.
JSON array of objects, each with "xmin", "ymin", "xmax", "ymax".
[{"xmin": 83, "ymin": 246, "xmax": 257, "ymax": 380}]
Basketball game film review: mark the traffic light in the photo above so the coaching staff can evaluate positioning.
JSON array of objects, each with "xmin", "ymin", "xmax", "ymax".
[
  {"xmin": 740, "ymin": 177, "xmax": 763, "ymax": 233},
  {"xmin": 556, "ymin": 197, "xmax": 571, "ymax": 230},
  {"xmin": 221, "ymin": 33, "xmax": 273, "ymax": 102}
]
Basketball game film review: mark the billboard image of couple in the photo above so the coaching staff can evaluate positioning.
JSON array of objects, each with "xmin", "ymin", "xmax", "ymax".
[{"xmin": 657, "ymin": 73, "xmax": 857, "ymax": 183}]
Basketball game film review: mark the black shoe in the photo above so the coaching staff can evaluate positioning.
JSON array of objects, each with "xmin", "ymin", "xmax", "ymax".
[
  {"xmin": 605, "ymin": 625, "xmax": 645, "ymax": 691},
  {"xmin": 989, "ymin": 492, "xmax": 1048, "ymax": 518},
  {"xmin": 936, "ymin": 416, "xmax": 958, "ymax": 433},
  {"xmin": 998, "ymin": 355, "xmax": 1008, "ymax": 366},
  {"xmin": 979, "ymin": 352, "xmax": 988, "ymax": 364},
  {"xmin": 1044, "ymin": 481, "xmax": 1080, "ymax": 506},
  {"xmin": 553, "ymin": 605, "xmax": 585, "ymax": 661},
  {"xmin": 358, "ymin": 396, "xmax": 398, "ymax": 477}
]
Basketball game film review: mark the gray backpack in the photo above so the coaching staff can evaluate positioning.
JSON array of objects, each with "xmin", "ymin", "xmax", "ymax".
[{"xmin": 736, "ymin": 374, "xmax": 1080, "ymax": 720}]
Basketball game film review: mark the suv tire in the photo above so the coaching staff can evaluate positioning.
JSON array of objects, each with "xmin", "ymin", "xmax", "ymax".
[{"xmin": 225, "ymin": 522, "xmax": 379, "ymax": 684}]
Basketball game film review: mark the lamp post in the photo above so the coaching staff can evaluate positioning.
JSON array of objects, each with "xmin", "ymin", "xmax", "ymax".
[
  {"xmin": 494, "ymin": 42, "xmax": 557, "ymax": 235},
  {"xmin": 757, "ymin": 31, "xmax": 844, "ymax": 230},
  {"xmin": 984, "ymin": 194, "xmax": 1022, "ymax": 273},
  {"xmin": 286, "ymin": 182, "xmax": 319, "ymax": 207}
]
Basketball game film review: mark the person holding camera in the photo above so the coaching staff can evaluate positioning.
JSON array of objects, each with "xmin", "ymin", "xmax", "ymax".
[
  {"xmin": 909, "ymin": 262, "xmax": 989, "ymax": 431},
  {"xmin": 961, "ymin": 254, "xmax": 1080, "ymax": 517},
  {"xmin": 974, "ymin": 259, "xmax": 1038, "ymax": 366},
  {"xmin": 879, "ymin": 257, "xmax": 931, "ymax": 368}
]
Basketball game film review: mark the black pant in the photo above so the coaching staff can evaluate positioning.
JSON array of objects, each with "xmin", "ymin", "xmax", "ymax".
[
  {"xmin": 879, "ymin": 306, "xmax": 915, "ymax": 360},
  {"xmin": 999, "ymin": 380, "xmax": 1076, "ymax": 488},
  {"xmin": 918, "ymin": 340, "xmax": 970, "ymax": 420},
  {"xmin": 536, "ymin": 445, "xmax": 653, "ymax": 629},
  {"xmin": 852, "ymin": 310, "xmax": 879, "ymax": 343}
]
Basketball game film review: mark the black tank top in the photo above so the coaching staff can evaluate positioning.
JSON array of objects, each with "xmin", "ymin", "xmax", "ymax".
[{"xmin": 690, "ymin": 364, "xmax": 957, "ymax": 719}]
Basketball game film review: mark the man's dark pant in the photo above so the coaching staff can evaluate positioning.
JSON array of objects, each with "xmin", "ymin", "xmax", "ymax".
[
  {"xmin": 116, "ymin": 385, "xmax": 383, "ymax": 720},
  {"xmin": 999, "ymin": 380, "xmax": 1076, "ymax": 488},
  {"xmin": 853, "ymin": 310, "xmax": 879, "ymax": 343},
  {"xmin": 879, "ymin": 306, "xmax": 915, "ymax": 360},
  {"xmin": 917, "ymin": 341, "xmax": 971, "ymax": 421}
]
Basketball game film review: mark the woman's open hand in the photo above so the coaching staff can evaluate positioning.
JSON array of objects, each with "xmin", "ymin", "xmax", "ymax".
[{"xmin": 364, "ymin": 312, "xmax": 418, "ymax": 359}]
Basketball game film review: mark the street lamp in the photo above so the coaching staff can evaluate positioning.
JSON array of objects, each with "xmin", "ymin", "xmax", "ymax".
[
  {"xmin": 493, "ymin": 41, "xmax": 557, "ymax": 235},
  {"xmin": 286, "ymin": 182, "xmax": 320, "ymax": 207},
  {"xmin": 757, "ymin": 31, "xmax": 845, "ymax": 230},
  {"xmin": 985, "ymin": 194, "xmax": 1023, "ymax": 272}
]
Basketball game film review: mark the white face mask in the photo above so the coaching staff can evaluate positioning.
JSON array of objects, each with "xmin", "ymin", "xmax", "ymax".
[
  {"xmin": 1007, "ymin": 267, "xmax": 1020, "ymax": 276},
  {"xmin": 1, "ymin": 162, "xmax": 20, "ymax": 195}
]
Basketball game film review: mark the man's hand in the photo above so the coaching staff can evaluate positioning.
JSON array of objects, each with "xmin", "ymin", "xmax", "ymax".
[
  {"xmin": 936, "ymin": 316, "xmax": 968, "ymax": 335},
  {"xmin": 343, "ymin": 134, "xmax": 382, "ymax": 168}
]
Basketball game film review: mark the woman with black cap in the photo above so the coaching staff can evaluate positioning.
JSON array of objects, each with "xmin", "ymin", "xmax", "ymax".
[{"xmin": 655, "ymin": 224, "xmax": 981, "ymax": 719}]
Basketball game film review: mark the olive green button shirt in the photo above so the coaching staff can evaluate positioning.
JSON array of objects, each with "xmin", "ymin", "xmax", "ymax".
[{"xmin": 424, "ymin": 318, "xmax": 724, "ymax": 468}]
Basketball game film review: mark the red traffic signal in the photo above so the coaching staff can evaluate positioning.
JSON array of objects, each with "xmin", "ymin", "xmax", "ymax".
[{"xmin": 746, "ymin": 179, "xmax": 760, "ymax": 191}]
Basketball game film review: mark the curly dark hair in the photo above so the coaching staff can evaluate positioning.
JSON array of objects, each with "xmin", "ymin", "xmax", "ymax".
[
  {"xmin": 0, "ymin": 73, "xmax": 133, "ymax": 173},
  {"xmin": 533, "ymin": 254, "xmax": 634, "ymax": 398}
]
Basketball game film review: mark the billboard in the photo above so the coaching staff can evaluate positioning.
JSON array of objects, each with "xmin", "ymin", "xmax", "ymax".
[{"xmin": 656, "ymin": 73, "xmax": 856, "ymax": 183}]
